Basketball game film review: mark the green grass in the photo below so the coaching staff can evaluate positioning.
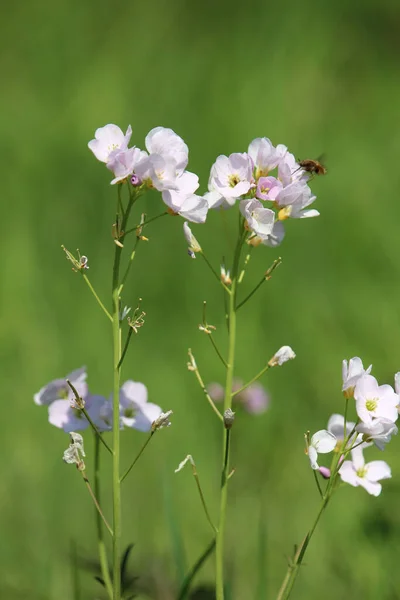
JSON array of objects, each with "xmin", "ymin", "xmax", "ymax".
[{"xmin": 2, "ymin": 0, "xmax": 400, "ymax": 597}]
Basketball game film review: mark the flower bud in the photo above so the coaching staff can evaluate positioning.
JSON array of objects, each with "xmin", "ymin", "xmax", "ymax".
[{"xmin": 224, "ymin": 408, "xmax": 235, "ymax": 429}]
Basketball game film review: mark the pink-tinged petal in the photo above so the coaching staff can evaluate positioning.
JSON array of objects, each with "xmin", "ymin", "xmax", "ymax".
[
  {"xmin": 354, "ymin": 374, "xmax": 379, "ymax": 400},
  {"xmin": 359, "ymin": 479, "xmax": 382, "ymax": 496},
  {"xmin": 179, "ymin": 195, "xmax": 209, "ymax": 223},
  {"xmin": 365, "ymin": 461, "xmax": 391, "ymax": 482},
  {"xmin": 145, "ymin": 127, "xmax": 188, "ymax": 172},
  {"xmin": 298, "ymin": 209, "xmax": 320, "ymax": 218}
]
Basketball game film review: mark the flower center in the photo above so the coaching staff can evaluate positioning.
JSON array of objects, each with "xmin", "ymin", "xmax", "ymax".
[
  {"xmin": 228, "ymin": 174, "xmax": 240, "ymax": 188},
  {"xmin": 124, "ymin": 407, "xmax": 136, "ymax": 418},
  {"xmin": 366, "ymin": 398, "xmax": 378, "ymax": 412},
  {"xmin": 356, "ymin": 467, "xmax": 367, "ymax": 478},
  {"xmin": 58, "ymin": 386, "xmax": 69, "ymax": 400}
]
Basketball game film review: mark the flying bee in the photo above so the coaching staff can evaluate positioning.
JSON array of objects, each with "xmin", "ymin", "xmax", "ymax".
[{"xmin": 297, "ymin": 157, "xmax": 327, "ymax": 176}]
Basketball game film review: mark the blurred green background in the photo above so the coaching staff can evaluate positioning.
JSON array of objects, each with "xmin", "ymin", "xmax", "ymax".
[{"xmin": 2, "ymin": 0, "xmax": 400, "ymax": 598}]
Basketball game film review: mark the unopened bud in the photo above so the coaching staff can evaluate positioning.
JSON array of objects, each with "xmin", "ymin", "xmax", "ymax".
[
  {"xmin": 224, "ymin": 408, "xmax": 235, "ymax": 429},
  {"xmin": 220, "ymin": 265, "xmax": 232, "ymax": 286},
  {"xmin": 183, "ymin": 222, "xmax": 202, "ymax": 256},
  {"xmin": 278, "ymin": 206, "xmax": 292, "ymax": 221}
]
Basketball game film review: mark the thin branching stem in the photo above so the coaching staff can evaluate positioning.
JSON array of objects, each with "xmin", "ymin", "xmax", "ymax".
[
  {"xmin": 236, "ymin": 257, "xmax": 282, "ymax": 311},
  {"xmin": 81, "ymin": 274, "xmax": 113, "ymax": 322},
  {"xmin": 188, "ymin": 349, "xmax": 223, "ymax": 422},
  {"xmin": 81, "ymin": 469, "xmax": 113, "ymax": 537},
  {"xmin": 118, "ymin": 327, "xmax": 133, "ymax": 370},
  {"xmin": 120, "ymin": 432, "xmax": 155, "ymax": 483},
  {"xmin": 231, "ymin": 364, "xmax": 270, "ymax": 397},
  {"xmin": 123, "ymin": 210, "xmax": 168, "ymax": 236}
]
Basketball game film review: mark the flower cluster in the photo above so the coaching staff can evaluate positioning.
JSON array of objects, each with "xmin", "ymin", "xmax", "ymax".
[
  {"xmin": 306, "ymin": 357, "xmax": 399, "ymax": 496},
  {"xmin": 34, "ymin": 368, "xmax": 164, "ymax": 434},
  {"xmin": 89, "ymin": 125, "xmax": 318, "ymax": 243}
]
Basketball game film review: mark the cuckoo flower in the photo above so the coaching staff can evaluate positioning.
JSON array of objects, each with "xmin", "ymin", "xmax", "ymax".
[
  {"xmin": 354, "ymin": 374, "xmax": 399, "ymax": 425},
  {"xmin": 327, "ymin": 413, "xmax": 357, "ymax": 444},
  {"xmin": 107, "ymin": 147, "xmax": 148, "ymax": 185},
  {"xmin": 49, "ymin": 394, "xmax": 110, "ymax": 433},
  {"xmin": 248, "ymin": 138, "xmax": 284, "ymax": 178},
  {"xmin": 34, "ymin": 367, "xmax": 88, "ymax": 406},
  {"xmin": 256, "ymin": 176, "xmax": 283, "ymax": 201},
  {"xmin": 88, "ymin": 124, "xmax": 132, "ymax": 163},
  {"xmin": 342, "ymin": 357, "xmax": 372, "ymax": 396},
  {"xmin": 307, "ymin": 430, "xmax": 337, "ymax": 470},
  {"xmin": 356, "ymin": 417, "xmax": 398, "ymax": 451},
  {"xmin": 339, "ymin": 445, "xmax": 391, "ymax": 496},
  {"xmin": 209, "ymin": 153, "xmax": 254, "ymax": 202},
  {"xmin": 119, "ymin": 380, "xmax": 163, "ymax": 432},
  {"xmin": 239, "ymin": 199, "xmax": 275, "ymax": 238},
  {"xmin": 275, "ymin": 181, "xmax": 319, "ymax": 219}
]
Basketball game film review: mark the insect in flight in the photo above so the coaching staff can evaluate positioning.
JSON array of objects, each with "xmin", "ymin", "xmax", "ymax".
[{"xmin": 297, "ymin": 157, "xmax": 327, "ymax": 176}]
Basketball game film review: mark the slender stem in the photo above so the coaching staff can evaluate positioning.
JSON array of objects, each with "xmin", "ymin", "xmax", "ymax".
[
  {"xmin": 81, "ymin": 274, "xmax": 113, "ymax": 322},
  {"xmin": 276, "ymin": 495, "xmax": 330, "ymax": 600},
  {"xmin": 215, "ymin": 223, "xmax": 244, "ymax": 600},
  {"xmin": 82, "ymin": 407, "xmax": 114, "ymax": 455},
  {"xmin": 190, "ymin": 463, "xmax": 218, "ymax": 534},
  {"xmin": 177, "ymin": 539, "xmax": 216, "ymax": 600},
  {"xmin": 231, "ymin": 364, "xmax": 270, "ymax": 397},
  {"xmin": 124, "ymin": 210, "xmax": 168, "ymax": 236},
  {"xmin": 81, "ymin": 469, "xmax": 113, "ymax": 537},
  {"xmin": 111, "ymin": 191, "xmax": 136, "ymax": 599},
  {"xmin": 201, "ymin": 253, "xmax": 231, "ymax": 294},
  {"xmin": 118, "ymin": 237, "xmax": 140, "ymax": 296},
  {"xmin": 66, "ymin": 380, "xmax": 113, "ymax": 456},
  {"xmin": 118, "ymin": 327, "xmax": 133, "ymax": 370},
  {"xmin": 209, "ymin": 335, "xmax": 229, "ymax": 369},
  {"xmin": 120, "ymin": 432, "xmax": 155, "ymax": 483},
  {"xmin": 312, "ymin": 470, "xmax": 324, "ymax": 499},
  {"xmin": 236, "ymin": 257, "xmax": 282, "ymax": 311},
  {"xmin": 202, "ymin": 301, "xmax": 228, "ymax": 369},
  {"xmin": 188, "ymin": 349, "xmax": 223, "ymax": 422},
  {"xmin": 94, "ymin": 436, "xmax": 113, "ymax": 599}
]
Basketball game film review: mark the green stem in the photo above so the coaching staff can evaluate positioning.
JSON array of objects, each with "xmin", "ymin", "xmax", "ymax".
[
  {"xmin": 201, "ymin": 252, "xmax": 231, "ymax": 293},
  {"xmin": 123, "ymin": 210, "xmax": 168, "ymax": 236},
  {"xmin": 118, "ymin": 237, "xmax": 140, "ymax": 296},
  {"xmin": 276, "ymin": 495, "xmax": 330, "ymax": 600},
  {"xmin": 111, "ymin": 191, "xmax": 136, "ymax": 599},
  {"xmin": 231, "ymin": 364, "xmax": 270, "ymax": 397},
  {"xmin": 118, "ymin": 327, "xmax": 133, "ymax": 370},
  {"xmin": 188, "ymin": 349, "xmax": 223, "ymax": 422},
  {"xmin": 94, "ymin": 435, "xmax": 113, "ymax": 599},
  {"xmin": 236, "ymin": 257, "xmax": 282, "ymax": 311},
  {"xmin": 177, "ymin": 539, "xmax": 216, "ymax": 600},
  {"xmin": 190, "ymin": 463, "xmax": 218, "ymax": 534},
  {"xmin": 81, "ymin": 469, "xmax": 113, "ymax": 537},
  {"xmin": 215, "ymin": 223, "xmax": 244, "ymax": 600},
  {"xmin": 81, "ymin": 274, "xmax": 113, "ymax": 322},
  {"xmin": 120, "ymin": 432, "xmax": 155, "ymax": 483}
]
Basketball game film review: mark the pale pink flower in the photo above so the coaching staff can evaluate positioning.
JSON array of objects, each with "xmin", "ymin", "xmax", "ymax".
[
  {"xmin": 88, "ymin": 124, "xmax": 132, "ymax": 163},
  {"xmin": 34, "ymin": 367, "xmax": 87, "ymax": 406},
  {"xmin": 354, "ymin": 374, "xmax": 399, "ymax": 425},
  {"xmin": 209, "ymin": 153, "xmax": 254, "ymax": 201},
  {"xmin": 339, "ymin": 446, "xmax": 391, "ymax": 496}
]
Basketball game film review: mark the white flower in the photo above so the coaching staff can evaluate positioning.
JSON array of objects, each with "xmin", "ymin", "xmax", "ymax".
[
  {"xmin": 307, "ymin": 430, "xmax": 337, "ymax": 470},
  {"xmin": 63, "ymin": 432, "xmax": 86, "ymax": 470},
  {"xmin": 339, "ymin": 447, "xmax": 391, "ymax": 496},
  {"xmin": 119, "ymin": 381, "xmax": 162, "ymax": 432},
  {"xmin": 354, "ymin": 374, "xmax": 399, "ymax": 425},
  {"xmin": 88, "ymin": 124, "xmax": 132, "ymax": 163},
  {"xmin": 34, "ymin": 367, "xmax": 87, "ymax": 406},
  {"xmin": 204, "ymin": 188, "xmax": 231, "ymax": 210},
  {"xmin": 107, "ymin": 147, "xmax": 148, "ymax": 184},
  {"xmin": 356, "ymin": 417, "xmax": 398, "ymax": 451},
  {"xmin": 248, "ymin": 137, "xmax": 282, "ymax": 177},
  {"xmin": 268, "ymin": 346, "xmax": 296, "ymax": 367},
  {"xmin": 162, "ymin": 172, "xmax": 208, "ymax": 223},
  {"xmin": 395, "ymin": 372, "xmax": 400, "ymax": 395},
  {"xmin": 209, "ymin": 153, "xmax": 254, "ymax": 201},
  {"xmin": 145, "ymin": 127, "xmax": 189, "ymax": 172},
  {"xmin": 49, "ymin": 394, "xmax": 110, "ymax": 433},
  {"xmin": 239, "ymin": 199, "xmax": 275, "ymax": 238},
  {"xmin": 327, "ymin": 413, "xmax": 356, "ymax": 442},
  {"xmin": 183, "ymin": 222, "xmax": 202, "ymax": 256},
  {"xmin": 259, "ymin": 221, "xmax": 285, "ymax": 247},
  {"xmin": 135, "ymin": 153, "xmax": 180, "ymax": 191},
  {"xmin": 342, "ymin": 357, "xmax": 372, "ymax": 394},
  {"xmin": 275, "ymin": 181, "xmax": 319, "ymax": 219}
]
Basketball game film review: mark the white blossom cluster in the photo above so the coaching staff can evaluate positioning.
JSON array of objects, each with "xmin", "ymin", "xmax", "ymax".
[
  {"xmin": 308, "ymin": 358, "xmax": 399, "ymax": 496},
  {"xmin": 88, "ymin": 124, "xmax": 319, "ymax": 245}
]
